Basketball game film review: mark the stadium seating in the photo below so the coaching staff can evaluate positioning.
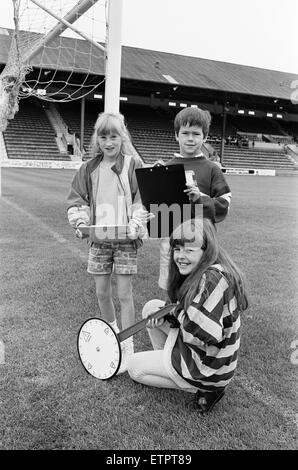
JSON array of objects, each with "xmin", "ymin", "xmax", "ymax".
[
  {"xmin": 2, "ymin": 98, "xmax": 297, "ymax": 173},
  {"xmin": 129, "ymin": 127, "xmax": 179, "ymax": 162},
  {"xmin": 121, "ymin": 104, "xmax": 179, "ymax": 160},
  {"xmin": 58, "ymin": 102, "xmax": 177, "ymax": 159},
  {"xmin": 209, "ymin": 114, "xmax": 238, "ymax": 138},
  {"xmin": 215, "ymin": 145, "xmax": 296, "ymax": 170},
  {"xmin": 279, "ymin": 121, "xmax": 298, "ymax": 141},
  {"xmin": 122, "ymin": 104, "xmax": 172, "ymax": 130},
  {"xmin": 57, "ymin": 101, "xmax": 102, "ymax": 150},
  {"xmin": 2, "ymin": 98, "xmax": 69, "ymax": 160},
  {"xmin": 228, "ymin": 115, "xmax": 285, "ymax": 135}
]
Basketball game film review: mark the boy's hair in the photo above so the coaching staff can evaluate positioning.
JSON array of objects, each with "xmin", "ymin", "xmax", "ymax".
[
  {"xmin": 174, "ymin": 107, "xmax": 212, "ymax": 138},
  {"xmin": 90, "ymin": 112, "xmax": 138, "ymax": 159}
]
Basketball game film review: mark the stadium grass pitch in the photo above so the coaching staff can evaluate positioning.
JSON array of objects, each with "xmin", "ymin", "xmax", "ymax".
[{"xmin": 0, "ymin": 168, "xmax": 297, "ymax": 450}]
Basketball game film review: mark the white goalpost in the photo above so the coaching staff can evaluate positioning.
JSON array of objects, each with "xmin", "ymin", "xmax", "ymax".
[
  {"xmin": 26, "ymin": 0, "xmax": 106, "ymax": 60},
  {"xmin": 104, "ymin": 0, "xmax": 123, "ymax": 114},
  {"xmin": 26, "ymin": 0, "xmax": 123, "ymax": 113},
  {"xmin": 0, "ymin": 0, "xmax": 123, "ymax": 131}
]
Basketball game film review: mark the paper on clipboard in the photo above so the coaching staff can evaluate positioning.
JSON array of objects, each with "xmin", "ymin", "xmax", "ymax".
[
  {"xmin": 78, "ymin": 225, "xmax": 129, "ymax": 242},
  {"xmin": 185, "ymin": 170, "xmax": 195, "ymax": 186}
]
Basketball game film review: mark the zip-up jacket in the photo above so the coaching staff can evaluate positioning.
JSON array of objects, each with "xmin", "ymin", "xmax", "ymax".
[{"xmin": 66, "ymin": 153, "xmax": 145, "ymax": 244}]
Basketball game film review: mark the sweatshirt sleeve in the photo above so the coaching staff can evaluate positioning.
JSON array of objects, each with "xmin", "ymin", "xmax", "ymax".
[
  {"xmin": 66, "ymin": 163, "xmax": 90, "ymax": 210},
  {"xmin": 196, "ymin": 165, "xmax": 232, "ymax": 223},
  {"xmin": 66, "ymin": 163, "xmax": 91, "ymax": 228},
  {"xmin": 130, "ymin": 154, "xmax": 144, "ymax": 206},
  {"xmin": 181, "ymin": 270, "xmax": 227, "ymax": 346}
]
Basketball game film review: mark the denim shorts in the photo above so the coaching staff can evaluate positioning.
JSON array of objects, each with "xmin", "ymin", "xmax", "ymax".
[{"xmin": 87, "ymin": 241, "xmax": 138, "ymax": 275}]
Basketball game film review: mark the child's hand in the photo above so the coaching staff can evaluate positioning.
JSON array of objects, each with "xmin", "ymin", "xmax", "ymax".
[
  {"xmin": 184, "ymin": 184, "xmax": 201, "ymax": 202},
  {"xmin": 75, "ymin": 223, "xmax": 89, "ymax": 239},
  {"xmin": 127, "ymin": 223, "xmax": 139, "ymax": 240},
  {"xmin": 75, "ymin": 229, "xmax": 89, "ymax": 239},
  {"xmin": 146, "ymin": 317, "xmax": 165, "ymax": 329},
  {"xmin": 164, "ymin": 312, "xmax": 180, "ymax": 328},
  {"xmin": 133, "ymin": 208, "xmax": 155, "ymax": 224},
  {"xmin": 68, "ymin": 206, "xmax": 90, "ymax": 229},
  {"xmin": 153, "ymin": 159, "xmax": 165, "ymax": 167}
]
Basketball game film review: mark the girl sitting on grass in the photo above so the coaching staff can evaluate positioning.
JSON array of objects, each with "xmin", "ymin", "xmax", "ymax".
[{"xmin": 127, "ymin": 218, "xmax": 248, "ymax": 413}]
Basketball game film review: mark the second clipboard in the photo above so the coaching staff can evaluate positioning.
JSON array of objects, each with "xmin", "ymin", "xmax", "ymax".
[{"xmin": 135, "ymin": 164, "xmax": 190, "ymax": 238}]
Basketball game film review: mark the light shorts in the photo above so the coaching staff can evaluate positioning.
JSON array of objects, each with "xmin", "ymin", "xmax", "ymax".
[{"xmin": 87, "ymin": 241, "xmax": 138, "ymax": 275}]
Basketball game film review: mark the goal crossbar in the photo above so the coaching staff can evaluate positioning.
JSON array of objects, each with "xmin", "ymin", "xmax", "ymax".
[{"xmin": 25, "ymin": 0, "xmax": 105, "ymax": 63}]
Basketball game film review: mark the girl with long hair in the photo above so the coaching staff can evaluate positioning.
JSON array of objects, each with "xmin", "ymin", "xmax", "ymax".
[
  {"xmin": 127, "ymin": 218, "xmax": 248, "ymax": 413},
  {"xmin": 67, "ymin": 112, "xmax": 152, "ymax": 373}
]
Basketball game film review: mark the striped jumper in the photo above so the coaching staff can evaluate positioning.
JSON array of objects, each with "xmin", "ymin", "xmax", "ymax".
[{"xmin": 163, "ymin": 264, "xmax": 241, "ymax": 393}]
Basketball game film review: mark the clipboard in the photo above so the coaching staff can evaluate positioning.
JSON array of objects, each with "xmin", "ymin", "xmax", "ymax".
[
  {"xmin": 135, "ymin": 164, "xmax": 190, "ymax": 238},
  {"xmin": 79, "ymin": 225, "xmax": 129, "ymax": 242}
]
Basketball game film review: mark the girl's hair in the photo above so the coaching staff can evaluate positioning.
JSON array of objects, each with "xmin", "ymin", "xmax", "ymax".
[
  {"xmin": 167, "ymin": 218, "xmax": 248, "ymax": 313},
  {"xmin": 174, "ymin": 107, "xmax": 211, "ymax": 138},
  {"xmin": 90, "ymin": 112, "xmax": 138, "ymax": 159}
]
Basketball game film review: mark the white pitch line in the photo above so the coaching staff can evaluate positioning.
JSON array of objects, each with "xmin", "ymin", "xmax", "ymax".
[
  {"xmin": 1, "ymin": 197, "xmax": 87, "ymax": 262},
  {"xmin": 235, "ymin": 371, "xmax": 297, "ymax": 425}
]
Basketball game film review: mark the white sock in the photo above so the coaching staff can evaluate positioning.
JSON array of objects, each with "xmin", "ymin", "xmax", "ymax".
[{"xmin": 109, "ymin": 320, "xmax": 119, "ymax": 333}]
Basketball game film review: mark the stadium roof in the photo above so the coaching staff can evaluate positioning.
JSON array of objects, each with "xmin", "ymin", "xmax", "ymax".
[{"xmin": 0, "ymin": 28, "xmax": 297, "ymax": 102}]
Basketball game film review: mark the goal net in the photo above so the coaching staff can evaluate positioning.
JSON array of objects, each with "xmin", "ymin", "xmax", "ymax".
[{"xmin": 0, "ymin": 0, "xmax": 107, "ymax": 131}]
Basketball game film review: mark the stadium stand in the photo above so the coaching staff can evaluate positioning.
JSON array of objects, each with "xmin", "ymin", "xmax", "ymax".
[
  {"xmin": 57, "ymin": 101, "xmax": 178, "ymax": 160},
  {"xmin": 122, "ymin": 104, "xmax": 172, "ymax": 130},
  {"xmin": 279, "ymin": 121, "xmax": 298, "ymax": 141},
  {"xmin": 0, "ymin": 29, "xmax": 297, "ymax": 173},
  {"xmin": 227, "ymin": 115, "xmax": 285, "ymax": 135},
  {"xmin": 129, "ymin": 128, "xmax": 178, "ymax": 162},
  {"xmin": 123, "ymin": 104, "xmax": 178, "ymax": 161},
  {"xmin": 57, "ymin": 101, "xmax": 101, "ymax": 150},
  {"xmin": 209, "ymin": 114, "xmax": 238, "ymax": 138},
  {"xmin": 213, "ymin": 144, "xmax": 296, "ymax": 170},
  {"xmin": 3, "ymin": 98, "xmax": 297, "ymax": 174},
  {"xmin": 2, "ymin": 98, "xmax": 70, "ymax": 160}
]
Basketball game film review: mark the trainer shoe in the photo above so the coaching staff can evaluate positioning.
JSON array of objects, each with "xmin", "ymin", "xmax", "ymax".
[{"xmin": 193, "ymin": 389, "xmax": 225, "ymax": 414}]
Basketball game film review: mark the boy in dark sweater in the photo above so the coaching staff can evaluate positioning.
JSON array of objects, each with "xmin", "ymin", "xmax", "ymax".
[{"xmin": 159, "ymin": 107, "xmax": 232, "ymax": 289}]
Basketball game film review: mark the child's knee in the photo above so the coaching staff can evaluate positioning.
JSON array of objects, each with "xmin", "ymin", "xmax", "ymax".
[
  {"xmin": 117, "ymin": 289, "xmax": 133, "ymax": 304},
  {"xmin": 95, "ymin": 287, "xmax": 111, "ymax": 303},
  {"xmin": 142, "ymin": 299, "xmax": 165, "ymax": 319},
  {"xmin": 94, "ymin": 276, "xmax": 112, "ymax": 301},
  {"xmin": 116, "ymin": 277, "xmax": 133, "ymax": 304}
]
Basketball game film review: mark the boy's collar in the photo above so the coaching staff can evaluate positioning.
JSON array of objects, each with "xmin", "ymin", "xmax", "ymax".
[{"xmin": 174, "ymin": 152, "xmax": 205, "ymax": 158}]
